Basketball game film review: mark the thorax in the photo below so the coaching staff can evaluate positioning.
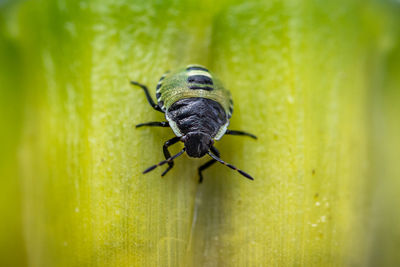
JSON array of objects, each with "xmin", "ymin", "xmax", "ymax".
[{"xmin": 165, "ymin": 98, "xmax": 229, "ymax": 140}]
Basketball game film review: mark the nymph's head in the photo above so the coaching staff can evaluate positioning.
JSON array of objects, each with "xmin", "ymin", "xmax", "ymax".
[{"xmin": 182, "ymin": 132, "xmax": 214, "ymax": 158}]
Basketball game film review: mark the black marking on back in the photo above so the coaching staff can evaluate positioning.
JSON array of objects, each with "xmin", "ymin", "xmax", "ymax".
[
  {"xmin": 186, "ymin": 66, "xmax": 209, "ymax": 72},
  {"xmin": 228, "ymin": 106, "xmax": 233, "ymax": 118},
  {"xmin": 167, "ymin": 98, "xmax": 227, "ymax": 137},
  {"xmin": 187, "ymin": 75, "xmax": 213, "ymax": 85},
  {"xmin": 156, "ymin": 74, "xmax": 166, "ymax": 91},
  {"xmin": 188, "ymin": 85, "xmax": 214, "ymax": 91}
]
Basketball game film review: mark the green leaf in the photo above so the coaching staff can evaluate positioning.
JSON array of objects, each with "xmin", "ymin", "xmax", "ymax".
[{"xmin": 1, "ymin": 0, "xmax": 399, "ymax": 266}]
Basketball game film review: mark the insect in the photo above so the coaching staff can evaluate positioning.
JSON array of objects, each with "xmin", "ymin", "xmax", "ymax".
[{"xmin": 131, "ymin": 64, "xmax": 257, "ymax": 182}]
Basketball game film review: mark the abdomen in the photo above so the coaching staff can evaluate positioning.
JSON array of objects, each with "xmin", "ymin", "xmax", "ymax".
[{"xmin": 156, "ymin": 65, "xmax": 233, "ymax": 119}]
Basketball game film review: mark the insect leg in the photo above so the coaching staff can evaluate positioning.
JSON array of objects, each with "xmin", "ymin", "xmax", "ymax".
[
  {"xmin": 136, "ymin": 121, "xmax": 169, "ymax": 128},
  {"xmin": 197, "ymin": 146, "xmax": 220, "ymax": 183},
  {"xmin": 225, "ymin": 130, "xmax": 257, "ymax": 139},
  {"xmin": 161, "ymin": 136, "xmax": 181, "ymax": 177},
  {"xmin": 130, "ymin": 81, "xmax": 163, "ymax": 113}
]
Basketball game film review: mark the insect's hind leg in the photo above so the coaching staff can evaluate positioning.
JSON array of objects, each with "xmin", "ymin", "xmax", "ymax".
[
  {"xmin": 130, "ymin": 81, "xmax": 163, "ymax": 113},
  {"xmin": 198, "ymin": 146, "xmax": 220, "ymax": 183},
  {"xmin": 161, "ymin": 137, "xmax": 181, "ymax": 177}
]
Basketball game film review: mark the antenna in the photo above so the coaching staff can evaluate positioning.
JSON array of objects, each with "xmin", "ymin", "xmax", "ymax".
[
  {"xmin": 207, "ymin": 152, "xmax": 254, "ymax": 180},
  {"xmin": 143, "ymin": 148, "xmax": 186, "ymax": 174}
]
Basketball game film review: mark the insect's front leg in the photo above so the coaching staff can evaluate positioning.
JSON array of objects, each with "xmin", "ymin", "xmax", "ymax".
[
  {"xmin": 198, "ymin": 146, "xmax": 220, "ymax": 183},
  {"xmin": 161, "ymin": 136, "xmax": 181, "ymax": 177}
]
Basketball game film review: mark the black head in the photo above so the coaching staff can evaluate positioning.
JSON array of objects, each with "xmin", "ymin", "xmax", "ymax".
[{"xmin": 182, "ymin": 132, "xmax": 214, "ymax": 158}]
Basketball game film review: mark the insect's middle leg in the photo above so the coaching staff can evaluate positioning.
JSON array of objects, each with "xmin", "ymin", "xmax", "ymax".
[
  {"xmin": 161, "ymin": 136, "xmax": 181, "ymax": 177},
  {"xmin": 198, "ymin": 146, "xmax": 220, "ymax": 183},
  {"xmin": 225, "ymin": 130, "xmax": 257, "ymax": 139},
  {"xmin": 136, "ymin": 121, "xmax": 169, "ymax": 128}
]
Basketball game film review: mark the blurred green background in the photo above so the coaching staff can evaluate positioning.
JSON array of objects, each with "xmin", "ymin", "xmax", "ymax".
[{"xmin": 1, "ymin": 0, "xmax": 399, "ymax": 266}]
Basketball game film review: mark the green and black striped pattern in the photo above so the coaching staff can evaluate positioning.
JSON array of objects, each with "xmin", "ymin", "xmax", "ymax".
[{"xmin": 156, "ymin": 65, "xmax": 233, "ymax": 118}]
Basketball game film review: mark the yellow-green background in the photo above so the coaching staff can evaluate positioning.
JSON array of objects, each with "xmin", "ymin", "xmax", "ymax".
[{"xmin": 1, "ymin": 0, "xmax": 399, "ymax": 266}]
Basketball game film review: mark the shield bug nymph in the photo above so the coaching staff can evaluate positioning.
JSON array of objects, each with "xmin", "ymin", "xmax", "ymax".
[{"xmin": 131, "ymin": 64, "xmax": 257, "ymax": 183}]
